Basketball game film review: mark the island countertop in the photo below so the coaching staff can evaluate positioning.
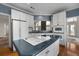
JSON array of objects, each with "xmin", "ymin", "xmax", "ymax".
[{"xmin": 13, "ymin": 35, "xmax": 59, "ymax": 56}]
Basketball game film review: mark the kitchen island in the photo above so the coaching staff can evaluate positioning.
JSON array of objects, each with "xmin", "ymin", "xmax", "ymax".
[{"xmin": 13, "ymin": 35, "xmax": 59, "ymax": 56}]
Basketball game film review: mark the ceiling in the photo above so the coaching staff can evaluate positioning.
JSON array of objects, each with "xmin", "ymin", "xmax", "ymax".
[{"xmin": 6, "ymin": 3, "xmax": 79, "ymax": 15}]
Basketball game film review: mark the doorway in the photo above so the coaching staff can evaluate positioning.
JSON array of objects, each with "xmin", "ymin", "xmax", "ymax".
[
  {"xmin": 41, "ymin": 21, "xmax": 46, "ymax": 31},
  {"xmin": 0, "ymin": 14, "xmax": 10, "ymax": 48}
]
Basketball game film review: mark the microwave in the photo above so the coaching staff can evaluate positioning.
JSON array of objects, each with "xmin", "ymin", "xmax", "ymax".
[{"xmin": 53, "ymin": 25, "xmax": 64, "ymax": 33}]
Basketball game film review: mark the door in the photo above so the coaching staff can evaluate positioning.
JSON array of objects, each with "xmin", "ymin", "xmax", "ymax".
[
  {"xmin": 53, "ymin": 14, "xmax": 58, "ymax": 25},
  {"xmin": 41, "ymin": 21, "xmax": 46, "ymax": 31},
  {"xmin": 20, "ymin": 21, "xmax": 28, "ymax": 39},
  {"xmin": 0, "ymin": 14, "xmax": 9, "ymax": 48},
  {"xmin": 13, "ymin": 20, "xmax": 20, "ymax": 40},
  {"xmin": 58, "ymin": 11, "xmax": 66, "ymax": 25},
  {"xmin": 11, "ymin": 9, "xmax": 20, "ymax": 19}
]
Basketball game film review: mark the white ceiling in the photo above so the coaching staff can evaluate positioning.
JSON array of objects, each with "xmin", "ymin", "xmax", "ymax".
[{"xmin": 7, "ymin": 3, "xmax": 79, "ymax": 15}]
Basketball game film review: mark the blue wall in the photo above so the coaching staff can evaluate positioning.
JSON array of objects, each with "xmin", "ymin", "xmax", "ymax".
[
  {"xmin": 0, "ymin": 4, "xmax": 11, "ymax": 15},
  {"xmin": 34, "ymin": 15, "xmax": 51, "ymax": 21},
  {"xmin": 66, "ymin": 8, "xmax": 79, "ymax": 17},
  {"xmin": 34, "ymin": 8, "xmax": 79, "ymax": 21}
]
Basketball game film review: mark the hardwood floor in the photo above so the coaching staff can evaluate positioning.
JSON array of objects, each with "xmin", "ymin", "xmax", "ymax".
[
  {"xmin": 59, "ymin": 42, "xmax": 79, "ymax": 56},
  {"xmin": 0, "ymin": 42, "xmax": 79, "ymax": 56},
  {"xmin": 0, "ymin": 37, "xmax": 9, "ymax": 48},
  {"xmin": 0, "ymin": 48, "xmax": 18, "ymax": 56}
]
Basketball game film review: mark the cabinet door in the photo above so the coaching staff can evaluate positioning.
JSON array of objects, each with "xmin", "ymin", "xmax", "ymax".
[
  {"xmin": 20, "ymin": 21, "xmax": 28, "ymax": 39},
  {"xmin": 53, "ymin": 39, "xmax": 59, "ymax": 55},
  {"xmin": 47, "ymin": 39, "xmax": 59, "ymax": 56},
  {"xmin": 20, "ymin": 12, "xmax": 26, "ymax": 21},
  {"xmin": 26, "ymin": 14, "xmax": 34, "ymax": 30},
  {"xmin": 53, "ymin": 14, "xmax": 58, "ymax": 25},
  {"xmin": 36, "ymin": 49, "xmax": 46, "ymax": 56},
  {"xmin": 58, "ymin": 11, "xmax": 66, "ymax": 25},
  {"xmin": 37, "ymin": 39, "xmax": 59, "ymax": 56},
  {"xmin": 44, "ymin": 44, "xmax": 55, "ymax": 56},
  {"xmin": 13, "ymin": 20, "xmax": 20, "ymax": 40},
  {"xmin": 11, "ymin": 9, "xmax": 20, "ymax": 19},
  {"xmin": 29, "ymin": 15, "xmax": 34, "ymax": 28}
]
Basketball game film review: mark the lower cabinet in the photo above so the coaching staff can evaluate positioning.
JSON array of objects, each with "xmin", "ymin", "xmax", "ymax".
[{"xmin": 36, "ymin": 39, "xmax": 59, "ymax": 56}]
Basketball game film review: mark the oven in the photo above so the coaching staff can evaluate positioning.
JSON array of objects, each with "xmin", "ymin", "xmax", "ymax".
[{"xmin": 53, "ymin": 25, "xmax": 64, "ymax": 33}]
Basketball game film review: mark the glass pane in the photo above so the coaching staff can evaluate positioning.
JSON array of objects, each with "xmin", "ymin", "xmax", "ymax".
[
  {"xmin": 70, "ymin": 24, "xmax": 75, "ymax": 36},
  {"xmin": 46, "ymin": 21, "xmax": 50, "ymax": 25},
  {"xmin": 73, "ymin": 17, "xmax": 77, "ymax": 21},
  {"xmin": 67, "ymin": 18, "xmax": 73, "ymax": 22},
  {"xmin": 67, "ymin": 25, "xmax": 69, "ymax": 35},
  {"xmin": 36, "ymin": 21, "xmax": 41, "ymax": 26}
]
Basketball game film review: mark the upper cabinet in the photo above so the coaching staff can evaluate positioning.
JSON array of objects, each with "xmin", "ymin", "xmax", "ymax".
[
  {"xmin": 20, "ymin": 12, "xmax": 27, "ymax": 21},
  {"xmin": 58, "ymin": 11, "xmax": 66, "ymax": 25},
  {"xmin": 11, "ymin": 9, "xmax": 27, "ymax": 21},
  {"xmin": 11, "ymin": 9, "xmax": 34, "ymax": 30},
  {"xmin": 11, "ymin": 9, "xmax": 20, "ymax": 19},
  {"xmin": 53, "ymin": 11, "xmax": 66, "ymax": 26},
  {"xmin": 53, "ymin": 13, "xmax": 58, "ymax": 25},
  {"xmin": 28, "ymin": 15, "xmax": 34, "ymax": 28},
  {"xmin": 11, "ymin": 9, "xmax": 31, "ymax": 21}
]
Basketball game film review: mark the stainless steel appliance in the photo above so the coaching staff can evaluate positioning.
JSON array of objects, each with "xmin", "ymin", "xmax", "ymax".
[{"xmin": 53, "ymin": 25, "xmax": 64, "ymax": 33}]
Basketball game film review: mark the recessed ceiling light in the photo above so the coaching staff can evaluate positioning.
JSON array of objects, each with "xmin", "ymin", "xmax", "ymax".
[{"xmin": 30, "ymin": 6, "xmax": 35, "ymax": 10}]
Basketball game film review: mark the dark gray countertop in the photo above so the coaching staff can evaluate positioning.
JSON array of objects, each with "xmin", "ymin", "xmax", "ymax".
[
  {"xmin": 13, "ymin": 35, "xmax": 59, "ymax": 56},
  {"xmin": 29, "ymin": 31, "xmax": 53, "ymax": 33}
]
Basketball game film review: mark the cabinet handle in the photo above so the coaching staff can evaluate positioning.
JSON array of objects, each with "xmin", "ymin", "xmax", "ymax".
[{"xmin": 45, "ymin": 50, "xmax": 49, "ymax": 54}]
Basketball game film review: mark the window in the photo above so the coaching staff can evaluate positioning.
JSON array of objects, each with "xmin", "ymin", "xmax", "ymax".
[
  {"xmin": 67, "ymin": 25, "xmax": 69, "ymax": 35},
  {"xmin": 35, "ymin": 21, "xmax": 50, "ymax": 31},
  {"xmin": 35, "ymin": 21, "xmax": 41, "ymax": 31},
  {"xmin": 70, "ymin": 24, "xmax": 75, "ymax": 36},
  {"xmin": 67, "ymin": 17, "xmax": 77, "ymax": 22},
  {"xmin": 46, "ymin": 21, "xmax": 50, "ymax": 31},
  {"xmin": 36, "ymin": 21, "xmax": 41, "ymax": 26},
  {"xmin": 46, "ymin": 21, "xmax": 50, "ymax": 25},
  {"xmin": 67, "ymin": 17, "xmax": 77, "ymax": 36}
]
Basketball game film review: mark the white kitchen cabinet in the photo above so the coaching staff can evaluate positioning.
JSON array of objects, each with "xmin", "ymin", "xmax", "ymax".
[
  {"xmin": 20, "ymin": 12, "xmax": 27, "ymax": 21},
  {"xmin": 11, "ymin": 9, "xmax": 20, "ymax": 19},
  {"xmin": 20, "ymin": 21, "xmax": 28, "ymax": 39},
  {"xmin": 53, "ymin": 39, "xmax": 59, "ymax": 55},
  {"xmin": 52, "ymin": 11, "xmax": 66, "ymax": 46},
  {"xmin": 28, "ymin": 15, "xmax": 34, "ymax": 27},
  {"xmin": 53, "ymin": 11, "xmax": 66, "ymax": 26},
  {"xmin": 11, "ymin": 9, "xmax": 34, "ymax": 38},
  {"xmin": 58, "ymin": 11, "xmax": 66, "ymax": 25},
  {"xmin": 13, "ymin": 20, "xmax": 28, "ymax": 40},
  {"xmin": 53, "ymin": 13, "xmax": 58, "ymax": 25},
  {"xmin": 13, "ymin": 20, "xmax": 28, "ymax": 51},
  {"xmin": 13, "ymin": 20, "xmax": 20, "ymax": 40},
  {"xmin": 11, "ymin": 9, "xmax": 29, "ymax": 21},
  {"xmin": 37, "ymin": 39, "xmax": 59, "ymax": 56}
]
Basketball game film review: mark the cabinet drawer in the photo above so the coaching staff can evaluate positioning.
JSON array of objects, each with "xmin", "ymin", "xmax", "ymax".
[
  {"xmin": 37, "ymin": 48, "xmax": 53, "ymax": 56},
  {"xmin": 37, "ymin": 40, "xmax": 59, "ymax": 56},
  {"xmin": 37, "ymin": 48, "xmax": 48, "ymax": 56},
  {"xmin": 37, "ymin": 43, "xmax": 55, "ymax": 56}
]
